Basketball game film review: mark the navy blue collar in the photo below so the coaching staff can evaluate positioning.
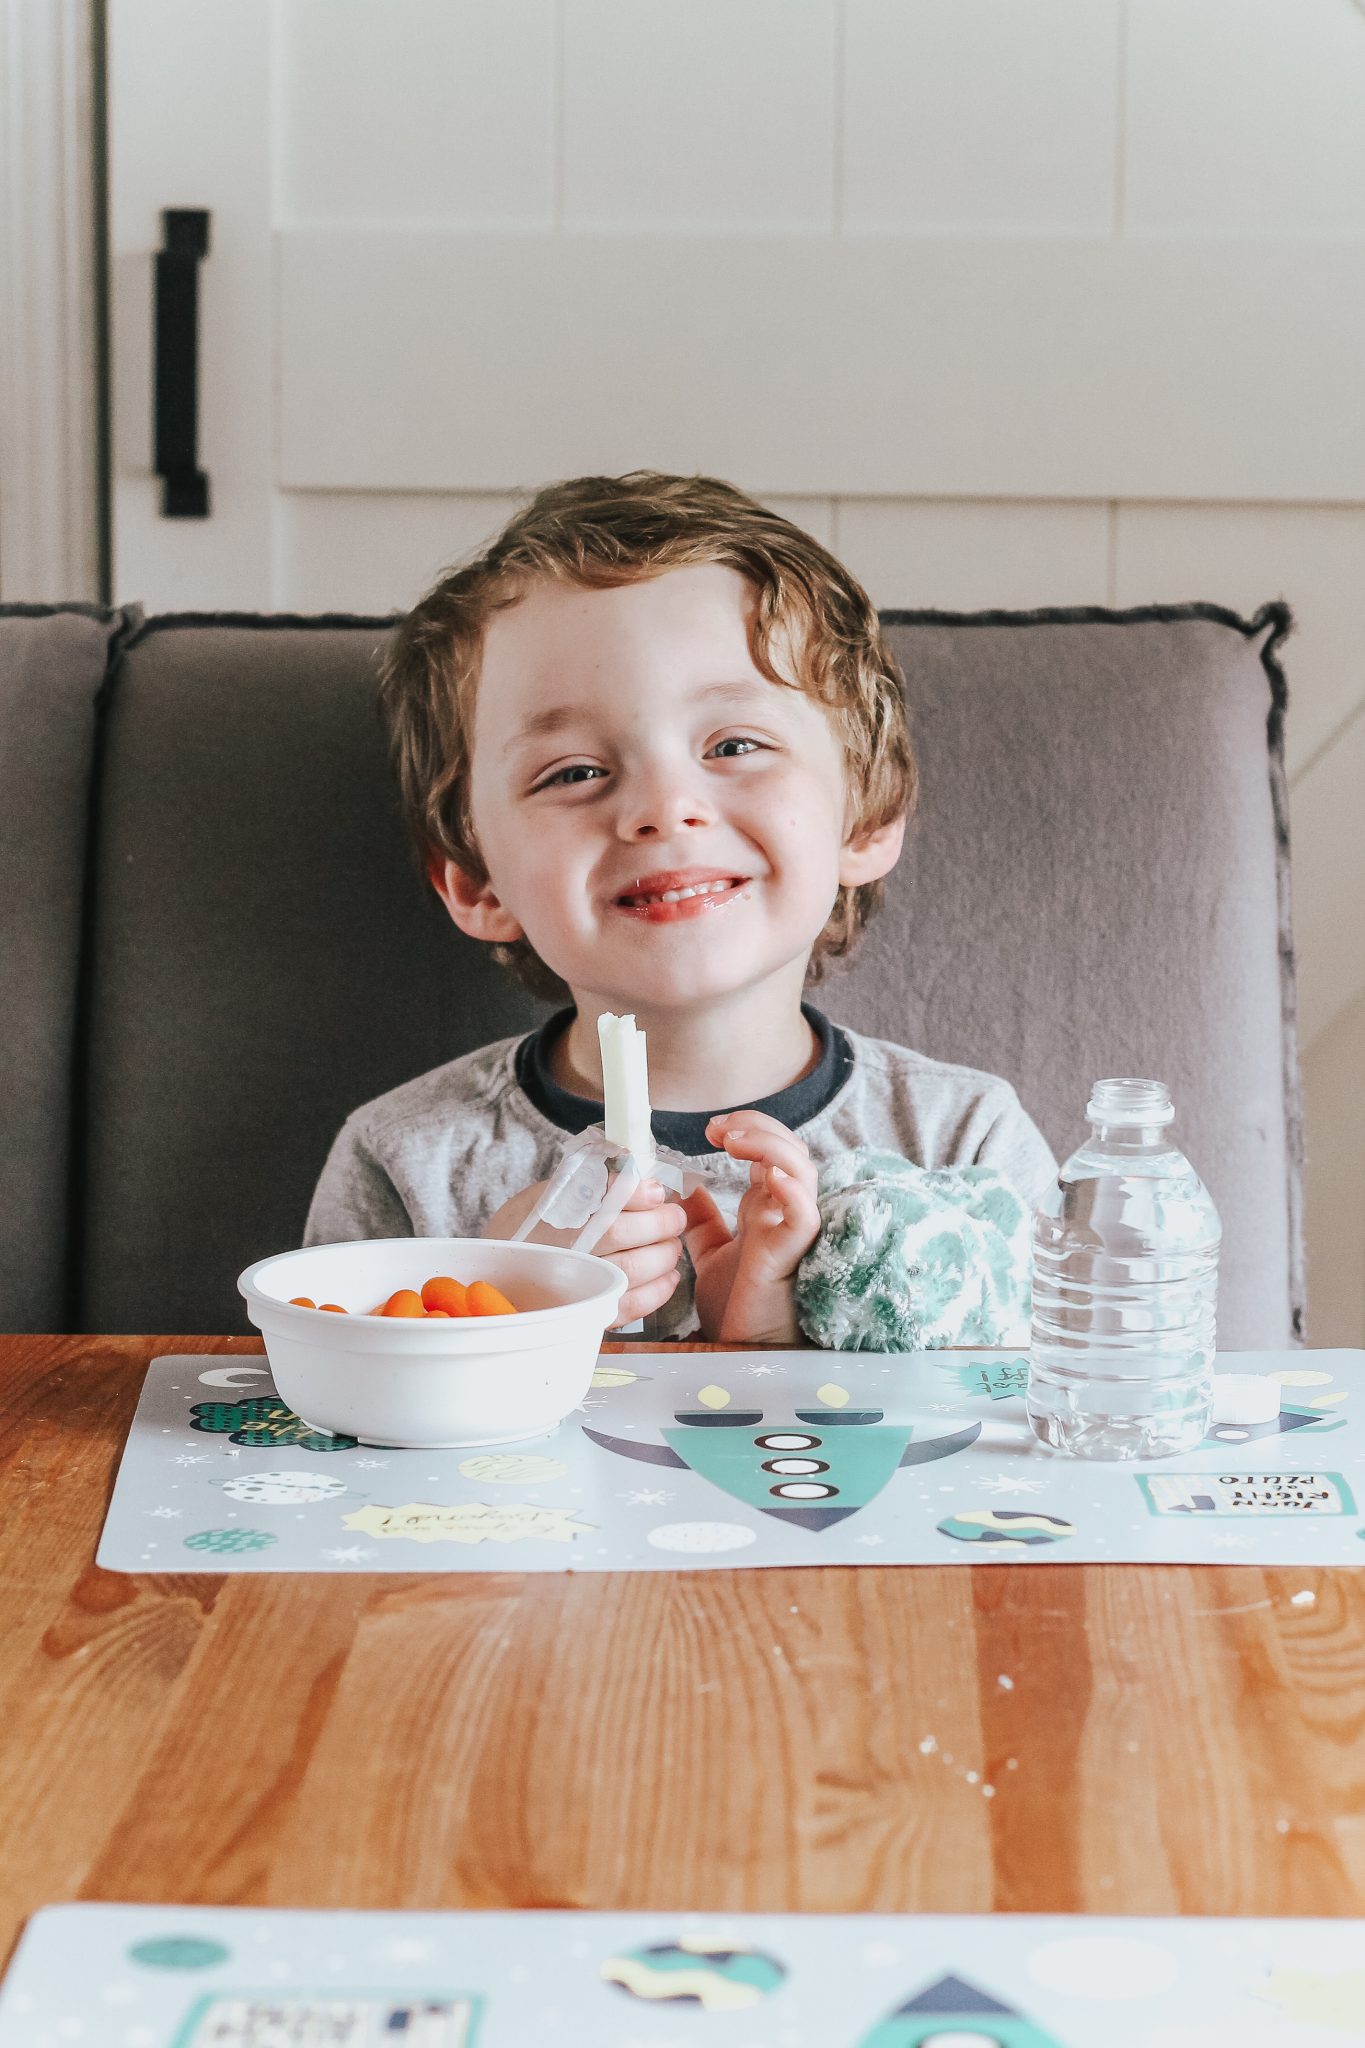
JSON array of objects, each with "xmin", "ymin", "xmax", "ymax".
[{"xmin": 514, "ymin": 1003, "xmax": 853, "ymax": 1157}]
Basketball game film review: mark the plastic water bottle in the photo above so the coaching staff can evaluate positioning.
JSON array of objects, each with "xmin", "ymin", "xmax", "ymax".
[{"xmin": 1026, "ymin": 1078, "xmax": 1220, "ymax": 1460}]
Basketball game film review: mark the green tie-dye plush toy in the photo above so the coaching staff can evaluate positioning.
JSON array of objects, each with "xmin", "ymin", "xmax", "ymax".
[{"xmin": 795, "ymin": 1149, "xmax": 1033, "ymax": 1352}]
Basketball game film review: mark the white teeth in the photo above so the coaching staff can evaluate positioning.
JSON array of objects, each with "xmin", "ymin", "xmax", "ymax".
[{"xmin": 628, "ymin": 879, "xmax": 736, "ymax": 905}]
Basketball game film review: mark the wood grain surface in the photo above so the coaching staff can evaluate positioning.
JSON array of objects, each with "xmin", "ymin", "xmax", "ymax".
[{"xmin": 1, "ymin": 1334, "xmax": 1363, "ymax": 1969}]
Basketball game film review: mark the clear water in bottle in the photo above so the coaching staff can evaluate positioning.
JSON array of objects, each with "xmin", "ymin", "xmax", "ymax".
[{"xmin": 1027, "ymin": 1078, "xmax": 1220, "ymax": 1460}]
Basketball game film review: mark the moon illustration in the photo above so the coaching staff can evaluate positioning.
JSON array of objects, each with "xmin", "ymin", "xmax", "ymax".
[{"xmin": 197, "ymin": 1365, "xmax": 272, "ymax": 1389}]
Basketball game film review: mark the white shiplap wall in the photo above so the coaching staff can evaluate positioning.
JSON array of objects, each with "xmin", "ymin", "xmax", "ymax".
[{"xmin": 122, "ymin": 0, "xmax": 1365, "ymax": 1342}]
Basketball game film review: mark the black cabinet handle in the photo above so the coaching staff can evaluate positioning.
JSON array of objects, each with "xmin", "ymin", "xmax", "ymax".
[{"xmin": 154, "ymin": 209, "xmax": 211, "ymax": 518}]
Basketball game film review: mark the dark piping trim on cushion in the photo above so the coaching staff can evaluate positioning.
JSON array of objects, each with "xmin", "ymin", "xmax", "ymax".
[
  {"xmin": 1254, "ymin": 606, "xmax": 1307, "ymax": 1343},
  {"xmin": 65, "ymin": 604, "xmax": 146, "ymax": 1331},
  {"xmin": 879, "ymin": 597, "xmax": 1288, "ymax": 636},
  {"xmin": 124, "ymin": 609, "xmax": 400, "ymax": 646},
  {"xmin": 0, "ymin": 601, "xmax": 124, "ymax": 620}
]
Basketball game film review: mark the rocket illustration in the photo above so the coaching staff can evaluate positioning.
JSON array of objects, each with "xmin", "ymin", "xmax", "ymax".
[
  {"xmin": 1203, "ymin": 1402, "xmax": 1344, "ymax": 1446},
  {"xmin": 856, "ymin": 1972, "xmax": 1071, "ymax": 2047},
  {"xmin": 583, "ymin": 1397, "xmax": 980, "ymax": 1531}
]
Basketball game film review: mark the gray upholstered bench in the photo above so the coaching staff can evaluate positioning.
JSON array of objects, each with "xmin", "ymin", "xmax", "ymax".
[{"xmin": 0, "ymin": 601, "xmax": 1303, "ymax": 1343}]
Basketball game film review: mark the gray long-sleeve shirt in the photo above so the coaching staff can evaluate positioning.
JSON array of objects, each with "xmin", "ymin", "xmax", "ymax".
[{"xmin": 304, "ymin": 1007, "xmax": 1057, "ymax": 1337}]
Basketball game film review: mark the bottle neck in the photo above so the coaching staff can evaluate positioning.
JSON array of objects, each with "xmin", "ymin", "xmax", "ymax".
[{"xmin": 1090, "ymin": 1120, "xmax": 1171, "ymax": 1149}]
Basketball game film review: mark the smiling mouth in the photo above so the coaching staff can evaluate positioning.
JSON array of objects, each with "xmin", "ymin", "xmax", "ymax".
[
  {"xmin": 614, "ymin": 875, "xmax": 750, "ymax": 921},
  {"xmin": 618, "ymin": 877, "xmax": 743, "ymax": 907}
]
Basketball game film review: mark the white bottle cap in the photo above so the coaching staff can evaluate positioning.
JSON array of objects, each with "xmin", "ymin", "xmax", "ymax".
[{"xmin": 1210, "ymin": 1374, "xmax": 1282, "ymax": 1426}]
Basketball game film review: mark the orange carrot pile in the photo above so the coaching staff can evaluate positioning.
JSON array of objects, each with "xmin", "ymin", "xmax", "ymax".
[{"xmin": 288, "ymin": 1274, "xmax": 520, "ymax": 1318}]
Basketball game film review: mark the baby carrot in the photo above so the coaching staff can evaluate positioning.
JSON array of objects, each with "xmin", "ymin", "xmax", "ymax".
[
  {"xmin": 381, "ymin": 1288, "xmax": 425, "ymax": 1318},
  {"xmin": 466, "ymin": 1280, "xmax": 518, "ymax": 1317},
  {"xmin": 422, "ymin": 1275, "xmax": 469, "ymax": 1316}
]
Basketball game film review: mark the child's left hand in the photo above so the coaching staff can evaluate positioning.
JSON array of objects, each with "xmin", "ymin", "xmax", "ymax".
[{"xmin": 682, "ymin": 1111, "xmax": 822, "ymax": 1344}]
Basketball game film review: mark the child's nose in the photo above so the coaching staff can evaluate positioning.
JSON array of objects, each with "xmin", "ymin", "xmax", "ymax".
[
  {"xmin": 618, "ymin": 767, "xmax": 714, "ymax": 839},
  {"xmin": 627, "ymin": 809, "xmax": 708, "ymax": 839}
]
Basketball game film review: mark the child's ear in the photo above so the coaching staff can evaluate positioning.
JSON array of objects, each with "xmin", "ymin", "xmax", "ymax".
[
  {"xmin": 426, "ymin": 851, "xmax": 525, "ymax": 944},
  {"xmin": 838, "ymin": 812, "xmax": 905, "ymax": 888}
]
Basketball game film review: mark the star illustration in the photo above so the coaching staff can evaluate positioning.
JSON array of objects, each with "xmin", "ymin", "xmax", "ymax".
[
  {"xmin": 173, "ymin": 1453, "xmax": 209, "ymax": 1467},
  {"xmin": 145, "ymin": 1506, "xmax": 182, "ymax": 1519},
  {"xmin": 744, "ymin": 1362, "xmax": 781, "ymax": 1376},
  {"xmin": 355, "ymin": 1457, "xmax": 389, "ymax": 1468},
  {"xmin": 620, "ymin": 1488, "xmax": 673, "ymax": 1507},
  {"xmin": 322, "ymin": 1545, "xmax": 376, "ymax": 1563},
  {"xmin": 978, "ymin": 1473, "xmax": 1046, "ymax": 1497},
  {"xmin": 1211, "ymin": 1531, "xmax": 1253, "ymax": 1549},
  {"xmin": 856, "ymin": 1533, "xmax": 885, "ymax": 1547}
]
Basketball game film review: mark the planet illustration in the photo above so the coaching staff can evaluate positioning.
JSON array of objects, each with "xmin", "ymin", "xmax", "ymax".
[
  {"xmin": 600, "ymin": 1940, "xmax": 786, "ymax": 2009},
  {"xmin": 220, "ymin": 1470, "xmax": 348, "ymax": 1506},
  {"xmin": 937, "ymin": 1509, "xmax": 1075, "ymax": 1549},
  {"xmin": 1253, "ymin": 1965, "xmax": 1365, "ymax": 2031},
  {"xmin": 183, "ymin": 1527, "xmax": 277, "ymax": 1554},
  {"xmin": 128, "ymin": 1935, "xmax": 230, "ymax": 1971},
  {"xmin": 591, "ymin": 1363, "xmax": 640, "ymax": 1389}
]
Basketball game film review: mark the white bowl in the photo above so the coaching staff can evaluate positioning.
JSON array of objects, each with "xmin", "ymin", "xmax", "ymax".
[{"xmin": 237, "ymin": 1236, "xmax": 627, "ymax": 1449}]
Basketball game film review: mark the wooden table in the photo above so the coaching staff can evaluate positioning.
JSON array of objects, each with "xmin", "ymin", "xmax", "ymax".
[{"xmin": 2, "ymin": 1334, "xmax": 1364, "ymax": 1968}]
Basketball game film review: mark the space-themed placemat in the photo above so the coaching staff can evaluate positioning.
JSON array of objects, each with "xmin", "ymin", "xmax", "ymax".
[
  {"xmin": 95, "ymin": 1347, "xmax": 1365, "ymax": 1573},
  {"xmin": 3, "ymin": 1902, "xmax": 1364, "ymax": 2045}
]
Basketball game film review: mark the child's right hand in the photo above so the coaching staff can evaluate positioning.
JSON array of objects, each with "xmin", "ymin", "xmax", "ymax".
[{"xmin": 482, "ymin": 1175, "xmax": 688, "ymax": 1328}]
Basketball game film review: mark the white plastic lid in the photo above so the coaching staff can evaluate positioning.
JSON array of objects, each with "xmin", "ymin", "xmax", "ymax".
[
  {"xmin": 1086, "ymin": 1077, "xmax": 1175, "ymax": 1127},
  {"xmin": 1211, "ymin": 1374, "xmax": 1281, "ymax": 1426}
]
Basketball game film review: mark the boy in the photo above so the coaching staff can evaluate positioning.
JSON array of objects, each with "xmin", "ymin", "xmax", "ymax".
[{"xmin": 305, "ymin": 472, "xmax": 1056, "ymax": 1342}]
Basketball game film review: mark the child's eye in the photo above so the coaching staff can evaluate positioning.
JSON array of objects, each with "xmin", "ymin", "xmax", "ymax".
[
  {"xmin": 709, "ymin": 736, "xmax": 762, "ymax": 759},
  {"xmin": 534, "ymin": 763, "xmax": 605, "ymax": 791}
]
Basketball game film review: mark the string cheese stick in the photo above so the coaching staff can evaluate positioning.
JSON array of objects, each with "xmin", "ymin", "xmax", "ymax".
[{"xmin": 598, "ymin": 1012, "xmax": 656, "ymax": 1176}]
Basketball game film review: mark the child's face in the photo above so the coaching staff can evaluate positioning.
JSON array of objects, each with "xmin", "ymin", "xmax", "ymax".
[{"xmin": 436, "ymin": 564, "xmax": 901, "ymax": 1014}]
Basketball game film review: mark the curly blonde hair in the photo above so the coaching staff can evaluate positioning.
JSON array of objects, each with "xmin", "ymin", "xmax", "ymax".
[{"xmin": 379, "ymin": 471, "xmax": 916, "ymax": 1003}]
